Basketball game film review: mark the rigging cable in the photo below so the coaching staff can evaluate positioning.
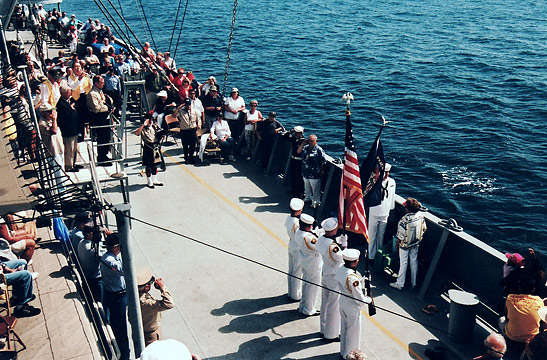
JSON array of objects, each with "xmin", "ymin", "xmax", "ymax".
[
  {"xmin": 116, "ymin": 210, "xmax": 455, "ymax": 337},
  {"xmin": 135, "ymin": 0, "xmax": 158, "ymax": 52},
  {"xmin": 167, "ymin": 0, "xmax": 184, "ymax": 53},
  {"xmin": 222, "ymin": 0, "xmax": 238, "ymax": 97},
  {"xmin": 131, "ymin": 0, "xmax": 149, "ymax": 44},
  {"xmin": 172, "ymin": 0, "xmax": 190, "ymax": 60},
  {"xmin": 91, "ymin": 0, "xmax": 135, "ymax": 51},
  {"xmin": 116, "ymin": 0, "xmax": 130, "ymax": 41}
]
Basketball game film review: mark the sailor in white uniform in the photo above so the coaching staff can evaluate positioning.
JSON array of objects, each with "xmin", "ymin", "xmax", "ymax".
[
  {"xmin": 335, "ymin": 249, "xmax": 371, "ymax": 359},
  {"xmin": 295, "ymin": 213, "xmax": 321, "ymax": 316},
  {"xmin": 368, "ymin": 162, "xmax": 396, "ymax": 261},
  {"xmin": 285, "ymin": 198, "xmax": 305, "ymax": 301},
  {"xmin": 316, "ymin": 217, "xmax": 347, "ymax": 340}
]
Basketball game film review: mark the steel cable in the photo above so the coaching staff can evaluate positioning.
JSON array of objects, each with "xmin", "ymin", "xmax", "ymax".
[
  {"xmin": 114, "ymin": 210, "xmax": 456, "ymax": 336},
  {"xmin": 172, "ymin": 0, "xmax": 190, "ymax": 60}
]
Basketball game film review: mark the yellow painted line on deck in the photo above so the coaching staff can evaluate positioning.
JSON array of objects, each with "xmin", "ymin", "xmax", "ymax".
[
  {"xmin": 164, "ymin": 153, "xmax": 287, "ymax": 248},
  {"xmin": 165, "ymin": 153, "xmax": 424, "ymax": 360}
]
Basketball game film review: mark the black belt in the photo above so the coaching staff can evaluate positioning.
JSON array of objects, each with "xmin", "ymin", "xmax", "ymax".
[{"xmin": 105, "ymin": 289, "xmax": 126, "ymax": 296}]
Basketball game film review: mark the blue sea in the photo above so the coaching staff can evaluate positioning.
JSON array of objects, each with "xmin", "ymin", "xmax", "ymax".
[{"xmin": 62, "ymin": 0, "xmax": 547, "ymax": 253}]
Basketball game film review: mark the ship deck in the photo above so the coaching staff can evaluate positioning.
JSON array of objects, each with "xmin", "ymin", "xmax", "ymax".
[{"xmin": 93, "ymin": 128, "xmax": 490, "ymax": 360}]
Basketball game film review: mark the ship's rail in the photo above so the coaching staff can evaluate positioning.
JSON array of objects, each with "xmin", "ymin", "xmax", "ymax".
[{"xmin": 261, "ymin": 131, "xmax": 506, "ymax": 328}]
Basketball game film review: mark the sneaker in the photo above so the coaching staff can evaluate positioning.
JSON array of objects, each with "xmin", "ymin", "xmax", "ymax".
[
  {"xmin": 31, "ymin": 272, "xmax": 39, "ymax": 280},
  {"xmin": 147, "ymin": 184, "xmax": 155, "ymax": 189},
  {"xmin": 13, "ymin": 303, "xmax": 41, "ymax": 318},
  {"xmin": 390, "ymin": 282, "xmax": 403, "ymax": 290}
]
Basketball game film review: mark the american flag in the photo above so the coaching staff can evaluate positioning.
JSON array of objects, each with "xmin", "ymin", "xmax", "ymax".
[{"xmin": 338, "ymin": 110, "xmax": 368, "ymax": 241}]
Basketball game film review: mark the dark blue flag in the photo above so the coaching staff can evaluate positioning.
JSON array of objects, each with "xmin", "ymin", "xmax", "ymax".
[{"xmin": 361, "ymin": 129, "xmax": 386, "ymax": 209}]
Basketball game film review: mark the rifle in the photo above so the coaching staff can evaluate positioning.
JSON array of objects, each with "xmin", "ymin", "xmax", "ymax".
[{"xmin": 363, "ymin": 249, "xmax": 376, "ymax": 316}]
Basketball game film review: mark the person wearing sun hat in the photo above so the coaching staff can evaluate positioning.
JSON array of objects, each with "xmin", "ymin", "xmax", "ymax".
[
  {"xmin": 285, "ymin": 198, "xmax": 305, "ymax": 301},
  {"xmin": 224, "ymin": 87, "xmax": 246, "ymax": 143},
  {"xmin": 335, "ymin": 248, "xmax": 372, "ymax": 359}
]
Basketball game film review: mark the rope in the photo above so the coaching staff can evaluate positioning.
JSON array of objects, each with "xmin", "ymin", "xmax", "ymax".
[
  {"xmin": 116, "ymin": 0, "xmax": 130, "ymax": 39},
  {"xmin": 115, "ymin": 211, "xmax": 454, "ymax": 336},
  {"xmin": 172, "ymin": 0, "xmax": 190, "ymax": 60},
  {"xmin": 136, "ymin": 0, "xmax": 158, "ymax": 52},
  {"xmin": 168, "ymin": 0, "xmax": 184, "ymax": 53},
  {"xmin": 221, "ymin": 0, "xmax": 238, "ymax": 97},
  {"xmin": 132, "ymin": 0, "xmax": 150, "ymax": 43}
]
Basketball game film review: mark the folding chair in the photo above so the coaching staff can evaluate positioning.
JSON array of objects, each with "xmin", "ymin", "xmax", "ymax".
[{"xmin": 163, "ymin": 114, "xmax": 180, "ymax": 145}]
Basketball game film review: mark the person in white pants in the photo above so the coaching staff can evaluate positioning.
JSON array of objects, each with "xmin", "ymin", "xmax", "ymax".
[
  {"xmin": 367, "ymin": 162, "xmax": 396, "ymax": 261},
  {"xmin": 316, "ymin": 217, "xmax": 347, "ymax": 340},
  {"xmin": 285, "ymin": 198, "xmax": 304, "ymax": 301},
  {"xmin": 336, "ymin": 249, "xmax": 371, "ymax": 359},
  {"xmin": 390, "ymin": 198, "xmax": 427, "ymax": 291},
  {"xmin": 295, "ymin": 213, "xmax": 321, "ymax": 316}
]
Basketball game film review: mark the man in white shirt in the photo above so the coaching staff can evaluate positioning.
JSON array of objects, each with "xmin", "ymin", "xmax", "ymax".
[{"xmin": 368, "ymin": 162, "xmax": 396, "ymax": 262}]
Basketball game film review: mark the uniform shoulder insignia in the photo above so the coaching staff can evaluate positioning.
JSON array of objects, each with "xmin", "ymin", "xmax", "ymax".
[
  {"xmin": 332, "ymin": 245, "xmax": 339, "ymax": 253},
  {"xmin": 353, "ymin": 280, "xmax": 359, "ymax": 287},
  {"xmin": 311, "ymin": 237, "xmax": 317, "ymax": 244}
]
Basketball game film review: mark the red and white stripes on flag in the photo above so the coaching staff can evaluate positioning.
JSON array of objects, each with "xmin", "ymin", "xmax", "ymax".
[{"xmin": 338, "ymin": 112, "xmax": 369, "ymax": 241}]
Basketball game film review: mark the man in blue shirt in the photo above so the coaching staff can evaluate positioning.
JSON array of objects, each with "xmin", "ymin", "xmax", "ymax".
[
  {"xmin": 100, "ymin": 233, "xmax": 129, "ymax": 360},
  {"xmin": 298, "ymin": 134, "xmax": 326, "ymax": 208},
  {"xmin": 102, "ymin": 67, "xmax": 121, "ymax": 116}
]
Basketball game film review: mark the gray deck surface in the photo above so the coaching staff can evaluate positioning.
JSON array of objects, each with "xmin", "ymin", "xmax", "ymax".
[{"xmin": 96, "ymin": 130, "xmax": 489, "ymax": 360}]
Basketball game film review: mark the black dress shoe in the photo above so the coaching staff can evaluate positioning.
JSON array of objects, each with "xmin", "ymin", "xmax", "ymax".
[{"xmin": 13, "ymin": 303, "xmax": 41, "ymax": 318}]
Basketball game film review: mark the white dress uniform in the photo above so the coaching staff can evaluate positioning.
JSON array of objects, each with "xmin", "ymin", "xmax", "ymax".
[
  {"xmin": 295, "ymin": 228, "xmax": 322, "ymax": 315},
  {"xmin": 318, "ymin": 236, "xmax": 344, "ymax": 339},
  {"xmin": 336, "ymin": 253, "xmax": 371, "ymax": 358},
  {"xmin": 285, "ymin": 214, "xmax": 302, "ymax": 300}
]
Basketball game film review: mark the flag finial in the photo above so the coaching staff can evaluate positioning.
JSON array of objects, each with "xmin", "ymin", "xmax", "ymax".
[{"xmin": 341, "ymin": 92, "xmax": 354, "ymax": 106}]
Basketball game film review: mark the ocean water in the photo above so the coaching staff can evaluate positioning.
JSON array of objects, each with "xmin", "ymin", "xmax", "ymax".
[{"xmin": 61, "ymin": 0, "xmax": 547, "ymax": 253}]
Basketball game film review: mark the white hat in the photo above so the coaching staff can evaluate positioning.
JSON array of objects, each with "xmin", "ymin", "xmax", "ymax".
[
  {"xmin": 385, "ymin": 163, "xmax": 392, "ymax": 172},
  {"xmin": 39, "ymin": 103, "xmax": 55, "ymax": 112},
  {"xmin": 140, "ymin": 339, "xmax": 192, "ymax": 360},
  {"xmin": 321, "ymin": 217, "xmax": 338, "ymax": 232},
  {"xmin": 136, "ymin": 268, "xmax": 154, "ymax": 286},
  {"xmin": 341, "ymin": 248, "xmax": 360, "ymax": 261},
  {"xmin": 538, "ymin": 307, "xmax": 547, "ymax": 323},
  {"xmin": 289, "ymin": 198, "xmax": 304, "ymax": 211},
  {"xmin": 293, "ymin": 126, "xmax": 304, "ymax": 133},
  {"xmin": 300, "ymin": 213, "xmax": 314, "ymax": 225},
  {"xmin": 231, "ymin": 87, "xmax": 239, "ymax": 93},
  {"xmin": 157, "ymin": 90, "xmax": 168, "ymax": 97}
]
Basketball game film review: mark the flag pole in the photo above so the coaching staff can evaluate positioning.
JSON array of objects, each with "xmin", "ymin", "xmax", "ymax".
[{"xmin": 340, "ymin": 92, "xmax": 353, "ymax": 235}]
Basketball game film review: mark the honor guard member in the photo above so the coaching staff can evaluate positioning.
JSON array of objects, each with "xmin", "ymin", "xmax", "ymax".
[
  {"xmin": 285, "ymin": 198, "xmax": 305, "ymax": 301},
  {"xmin": 295, "ymin": 213, "xmax": 322, "ymax": 316},
  {"xmin": 368, "ymin": 162, "xmax": 396, "ymax": 262},
  {"xmin": 137, "ymin": 268, "xmax": 175, "ymax": 346},
  {"xmin": 336, "ymin": 249, "xmax": 372, "ymax": 359},
  {"xmin": 316, "ymin": 217, "xmax": 346, "ymax": 340}
]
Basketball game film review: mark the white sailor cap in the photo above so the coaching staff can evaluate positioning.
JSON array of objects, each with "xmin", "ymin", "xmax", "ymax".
[
  {"xmin": 321, "ymin": 217, "xmax": 338, "ymax": 232},
  {"xmin": 385, "ymin": 162, "xmax": 392, "ymax": 172},
  {"xmin": 293, "ymin": 126, "xmax": 304, "ymax": 133},
  {"xmin": 140, "ymin": 339, "xmax": 192, "ymax": 360},
  {"xmin": 341, "ymin": 248, "xmax": 360, "ymax": 261},
  {"xmin": 300, "ymin": 213, "xmax": 314, "ymax": 225},
  {"xmin": 289, "ymin": 198, "xmax": 304, "ymax": 211},
  {"xmin": 157, "ymin": 90, "xmax": 168, "ymax": 97}
]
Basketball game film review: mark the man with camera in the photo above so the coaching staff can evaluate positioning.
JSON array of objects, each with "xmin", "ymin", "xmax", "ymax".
[
  {"xmin": 136, "ymin": 113, "xmax": 165, "ymax": 188},
  {"xmin": 137, "ymin": 268, "xmax": 174, "ymax": 346}
]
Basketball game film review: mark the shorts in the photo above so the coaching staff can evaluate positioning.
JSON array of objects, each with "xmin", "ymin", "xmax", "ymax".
[{"xmin": 10, "ymin": 240, "xmax": 26, "ymax": 255}]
